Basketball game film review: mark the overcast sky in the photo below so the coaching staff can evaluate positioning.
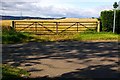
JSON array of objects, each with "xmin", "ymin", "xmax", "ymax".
[{"xmin": 0, "ymin": 0, "xmax": 120, "ymax": 18}]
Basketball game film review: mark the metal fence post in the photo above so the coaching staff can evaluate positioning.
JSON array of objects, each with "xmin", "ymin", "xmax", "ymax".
[{"xmin": 113, "ymin": 9, "xmax": 116, "ymax": 33}]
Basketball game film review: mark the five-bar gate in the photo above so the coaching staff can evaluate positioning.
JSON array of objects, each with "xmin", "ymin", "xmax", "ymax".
[{"xmin": 12, "ymin": 20, "xmax": 100, "ymax": 34}]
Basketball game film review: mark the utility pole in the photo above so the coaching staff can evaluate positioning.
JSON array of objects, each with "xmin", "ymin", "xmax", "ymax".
[
  {"xmin": 113, "ymin": 2, "xmax": 118, "ymax": 33},
  {"xmin": 20, "ymin": 10, "xmax": 22, "ymax": 20}
]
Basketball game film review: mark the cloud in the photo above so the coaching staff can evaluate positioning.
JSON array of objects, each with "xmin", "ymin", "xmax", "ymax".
[
  {"xmin": 118, "ymin": 1, "xmax": 120, "ymax": 9},
  {"xmin": 0, "ymin": 0, "xmax": 117, "ymax": 18},
  {"xmin": 2, "ymin": 0, "xmax": 118, "ymax": 2},
  {"xmin": 0, "ymin": 1, "xmax": 84, "ymax": 17},
  {"xmin": 1, "ymin": 0, "xmax": 40, "ymax": 2}
]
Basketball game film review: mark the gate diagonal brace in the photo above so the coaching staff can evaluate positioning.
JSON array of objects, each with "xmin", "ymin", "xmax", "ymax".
[
  {"xmin": 59, "ymin": 23, "xmax": 77, "ymax": 34},
  {"xmin": 19, "ymin": 22, "xmax": 35, "ymax": 32},
  {"xmin": 37, "ymin": 23, "xmax": 56, "ymax": 34},
  {"xmin": 79, "ymin": 23, "xmax": 91, "ymax": 30}
]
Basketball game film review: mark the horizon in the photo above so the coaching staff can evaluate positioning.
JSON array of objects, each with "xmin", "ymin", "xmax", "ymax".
[{"xmin": 0, "ymin": 0, "xmax": 120, "ymax": 18}]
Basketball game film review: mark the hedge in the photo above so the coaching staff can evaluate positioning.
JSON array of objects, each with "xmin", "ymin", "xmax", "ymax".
[{"xmin": 100, "ymin": 10, "xmax": 120, "ymax": 33}]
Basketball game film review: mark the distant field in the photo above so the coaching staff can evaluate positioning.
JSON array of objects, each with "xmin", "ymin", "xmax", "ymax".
[
  {"xmin": 0, "ymin": 20, "xmax": 12, "ymax": 27},
  {"xmin": 1, "ymin": 18, "xmax": 98, "ymax": 26}
]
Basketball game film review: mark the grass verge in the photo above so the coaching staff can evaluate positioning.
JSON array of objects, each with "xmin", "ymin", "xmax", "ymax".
[
  {"xmin": 32, "ymin": 32, "xmax": 119, "ymax": 42},
  {"xmin": 74, "ymin": 32, "xmax": 119, "ymax": 41},
  {"xmin": 2, "ymin": 27, "xmax": 119, "ymax": 44},
  {"xmin": 1, "ymin": 64, "xmax": 30, "ymax": 80},
  {"xmin": 2, "ymin": 28, "xmax": 33, "ymax": 44}
]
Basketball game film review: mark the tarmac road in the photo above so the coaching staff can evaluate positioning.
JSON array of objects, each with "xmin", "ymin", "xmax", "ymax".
[{"xmin": 2, "ymin": 41, "xmax": 119, "ymax": 78}]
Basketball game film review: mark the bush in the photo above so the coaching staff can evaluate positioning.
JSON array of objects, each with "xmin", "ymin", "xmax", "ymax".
[
  {"xmin": 2, "ymin": 27, "xmax": 32, "ymax": 44},
  {"xmin": 100, "ymin": 10, "xmax": 120, "ymax": 33}
]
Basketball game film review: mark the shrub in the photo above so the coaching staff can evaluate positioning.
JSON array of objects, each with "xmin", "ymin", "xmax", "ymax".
[
  {"xmin": 100, "ymin": 10, "xmax": 120, "ymax": 33},
  {"xmin": 2, "ymin": 27, "xmax": 32, "ymax": 44}
]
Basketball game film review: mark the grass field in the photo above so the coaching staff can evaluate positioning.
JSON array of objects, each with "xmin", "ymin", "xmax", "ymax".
[
  {"xmin": 0, "ymin": 18, "xmax": 98, "ymax": 26},
  {"xmin": 0, "ymin": 20, "xmax": 12, "ymax": 28}
]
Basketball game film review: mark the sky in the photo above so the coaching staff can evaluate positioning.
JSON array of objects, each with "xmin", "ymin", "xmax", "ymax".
[{"xmin": 0, "ymin": 0, "xmax": 120, "ymax": 18}]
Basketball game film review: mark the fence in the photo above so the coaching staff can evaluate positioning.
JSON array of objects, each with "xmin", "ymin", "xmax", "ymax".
[{"xmin": 12, "ymin": 20, "xmax": 100, "ymax": 34}]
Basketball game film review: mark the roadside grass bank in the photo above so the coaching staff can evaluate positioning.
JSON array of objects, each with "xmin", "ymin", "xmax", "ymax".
[
  {"xmin": 1, "ymin": 65, "xmax": 30, "ymax": 80},
  {"xmin": 2, "ymin": 29, "xmax": 119, "ymax": 44},
  {"xmin": 74, "ymin": 32, "xmax": 119, "ymax": 41},
  {"xmin": 2, "ymin": 28, "xmax": 33, "ymax": 44},
  {"xmin": 32, "ymin": 32, "xmax": 119, "ymax": 42}
]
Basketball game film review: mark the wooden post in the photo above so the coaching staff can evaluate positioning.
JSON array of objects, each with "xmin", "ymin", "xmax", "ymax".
[
  {"xmin": 11, "ymin": 21, "xmax": 16, "ymax": 31},
  {"xmin": 56, "ymin": 22, "xmax": 58, "ymax": 34},
  {"xmin": 77, "ymin": 22, "xmax": 79, "ymax": 32},
  {"xmin": 12, "ymin": 21, "xmax": 15, "ymax": 28},
  {"xmin": 97, "ymin": 21, "xmax": 100, "ymax": 32},
  {"xmin": 35, "ymin": 22, "xmax": 37, "ymax": 33}
]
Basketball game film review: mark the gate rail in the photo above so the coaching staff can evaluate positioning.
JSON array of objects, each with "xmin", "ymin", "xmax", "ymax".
[{"xmin": 12, "ymin": 20, "xmax": 100, "ymax": 34}]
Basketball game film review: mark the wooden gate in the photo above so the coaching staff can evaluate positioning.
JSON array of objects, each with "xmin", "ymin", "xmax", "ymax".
[{"xmin": 12, "ymin": 20, "xmax": 100, "ymax": 34}]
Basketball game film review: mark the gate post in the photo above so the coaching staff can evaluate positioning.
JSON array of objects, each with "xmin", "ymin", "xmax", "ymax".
[
  {"xmin": 35, "ymin": 22, "xmax": 37, "ymax": 33},
  {"xmin": 12, "ymin": 21, "xmax": 16, "ymax": 31},
  {"xmin": 97, "ymin": 21, "xmax": 100, "ymax": 32},
  {"xmin": 77, "ymin": 22, "xmax": 79, "ymax": 32},
  {"xmin": 56, "ymin": 22, "xmax": 58, "ymax": 34},
  {"xmin": 12, "ymin": 21, "xmax": 15, "ymax": 28}
]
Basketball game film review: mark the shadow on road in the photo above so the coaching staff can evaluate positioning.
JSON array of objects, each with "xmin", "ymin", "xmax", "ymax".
[{"xmin": 2, "ymin": 41, "xmax": 119, "ymax": 79}]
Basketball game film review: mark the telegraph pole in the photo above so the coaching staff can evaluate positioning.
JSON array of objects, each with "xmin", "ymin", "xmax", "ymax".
[{"xmin": 20, "ymin": 11, "xmax": 22, "ymax": 20}]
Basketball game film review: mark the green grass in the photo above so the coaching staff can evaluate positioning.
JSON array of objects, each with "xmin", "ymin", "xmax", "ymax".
[
  {"xmin": 2, "ymin": 27, "xmax": 119, "ymax": 44},
  {"xmin": 74, "ymin": 32, "xmax": 119, "ymax": 41},
  {"xmin": 2, "ymin": 28, "xmax": 33, "ymax": 44},
  {"xmin": 32, "ymin": 32, "xmax": 119, "ymax": 42},
  {"xmin": 1, "ymin": 65, "xmax": 30, "ymax": 80},
  {"xmin": 31, "ymin": 33, "xmax": 76, "ymax": 42}
]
